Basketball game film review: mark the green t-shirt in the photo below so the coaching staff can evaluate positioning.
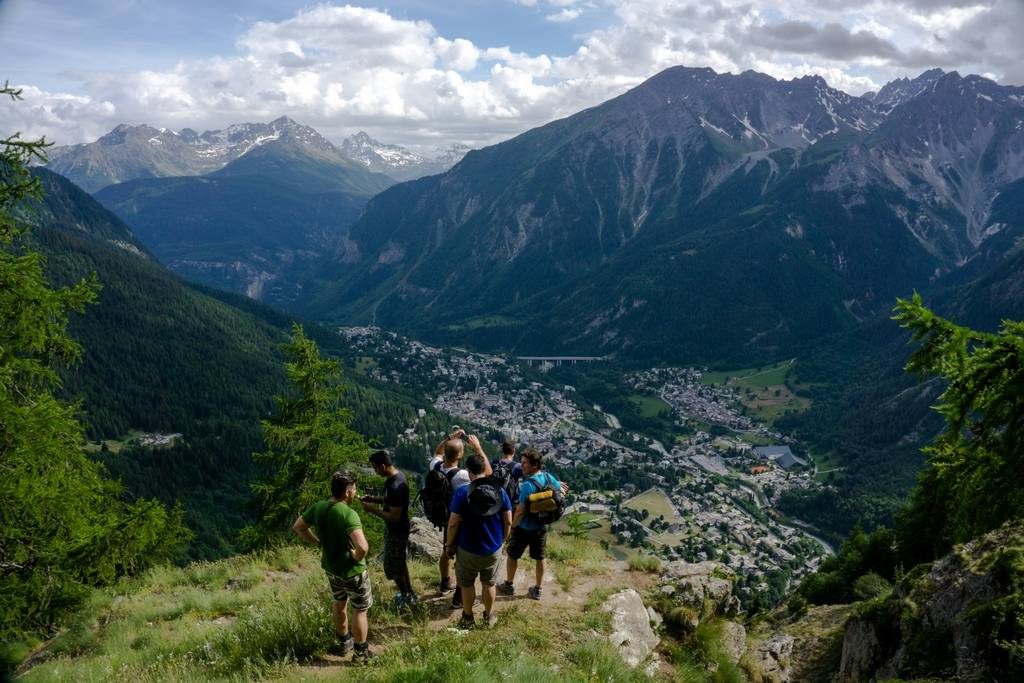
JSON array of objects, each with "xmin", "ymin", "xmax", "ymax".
[{"xmin": 302, "ymin": 499, "xmax": 367, "ymax": 578}]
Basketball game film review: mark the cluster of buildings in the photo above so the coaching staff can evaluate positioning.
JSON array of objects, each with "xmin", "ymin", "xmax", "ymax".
[{"xmin": 339, "ymin": 326, "xmax": 829, "ymax": 598}]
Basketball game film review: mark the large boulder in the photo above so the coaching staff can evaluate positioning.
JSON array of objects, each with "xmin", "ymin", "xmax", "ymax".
[
  {"xmin": 407, "ymin": 517, "xmax": 444, "ymax": 560},
  {"xmin": 749, "ymin": 634, "xmax": 794, "ymax": 683},
  {"xmin": 658, "ymin": 561, "xmax": 741, "ymax": 621},
  {"xmin": 721, "ymin": 621, "xmax": 747, "ymax": 665},
  {"xmin": 602, "ymin": 589, "xmax": 661, "ymax": 668}
]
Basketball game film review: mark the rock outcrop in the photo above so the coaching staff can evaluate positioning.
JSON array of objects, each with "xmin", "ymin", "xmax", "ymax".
[
  {"xmin": 836, "ymin": 521, "xmax": 1024, "ymax": 682},
  {"xmin": 602, "ymin": 589, "xmax": 661, "ymax": 668},
  {"xmin": 748, "ymin": 634, "xmax": 794, "ymax": 683},
  {"xmin": 407, "ymin": 517, "xmax": 444, "ymax": 560},
  {"xmin": 657, "ymin": 560, "xmax": 741, "ymax": 633}
]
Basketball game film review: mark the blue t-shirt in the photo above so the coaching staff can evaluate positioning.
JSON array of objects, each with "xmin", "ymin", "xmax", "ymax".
[
  {"xmin": 518, "ymin": 471, "xmax": 562, "ymax": 531},
  {"xmin": 450, "ymin": 482, "xmax": 512, "ymax": 555}
]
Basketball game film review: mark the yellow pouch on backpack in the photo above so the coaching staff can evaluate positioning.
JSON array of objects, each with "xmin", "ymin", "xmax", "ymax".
[{"xmin": 528, "ymin": 489, "xmax": 557, "ymax": 513}]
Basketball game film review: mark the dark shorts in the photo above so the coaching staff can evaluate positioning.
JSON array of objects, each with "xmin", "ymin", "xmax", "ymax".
[
  {"xmin": 506, "ymin": 526, "xmax": 547, "ymax": 561},
  {"xmin": 327, "ymin": 570, "xmax": 373, "ymax": 611},
  {"xmin": 455, "ymin": 547, "xmax": 502, "ymax": 587},
  {"xmin": 383, "ymin": 530, "xmax": 409, "ymax": 580}
]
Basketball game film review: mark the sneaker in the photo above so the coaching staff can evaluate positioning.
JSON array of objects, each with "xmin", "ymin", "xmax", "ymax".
[
  {"xmin": 457, "ymin": 612, "xmax": 475, "ymax": 629},
  {"xmin": 527, "ymin": 585, "xmax": 542, "ymax": 601},
  {"xmin": 481, "ymin": 611, "xmax": 497, "ymax": 628},
  {"xmin": 352, "ymin": 643, "xmax": 374, "ymax": 665},
  {"xmin": 405, "ymin": 592, "xmax": 420, "ymax": 607},
  {"xmin": 497, "ymin": 580, "xmax": 515, "ymax": 596},
  {"xmin": 439, "ymin": 577, "xmax": 453, "ymax": 593},
  {"xmin": 337, "ymin": 633, "xmax": 354, "ymax": 656},
  {"xmin": 392, "ymin": 593, "xmax": 408, "ymax": 609},
  {"xmin": 450, "ymin": 589, "xmax": 464, "ymax": 609}
]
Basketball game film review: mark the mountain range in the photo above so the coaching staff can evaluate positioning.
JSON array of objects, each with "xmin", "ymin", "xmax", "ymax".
[
  {"xmin": 85, "ymin": 118, "xmax": 392, "ymax": 300},
  {"xmin": 46, "ymin": 119, "xmax": 470, "ymax": 192},
  {"xmin": 293, "ymin": 67, "xmax": 1024, "ymax": 365},
  {"xmin": 340, "ymin": 131, "xmax": 471, "ymax": 181}
]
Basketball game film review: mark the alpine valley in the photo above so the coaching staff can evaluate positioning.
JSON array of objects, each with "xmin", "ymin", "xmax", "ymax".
[
  {"xmin": 43, "ymin": 65, "xmax": 1024, "ymax": 543},
  {"xmin": 9, "ymin": 61, "xmax": 1024, "ymax": 682}
]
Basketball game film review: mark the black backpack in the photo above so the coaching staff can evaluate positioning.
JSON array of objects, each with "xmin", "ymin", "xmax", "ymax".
[
  {"xmin": 420, "ymin": 462, "xmax": 459, "ymax": 529},
  {"xmin": 490, "ymin": 460, "xmax": 520, "ymax": 508},
  {"xmin": 524, "ymin": 473, "xmax": 565, "ymax": 524},
  {"xmin": 467, "ymin": 480, "xmax": 504, "ymax": 517}
]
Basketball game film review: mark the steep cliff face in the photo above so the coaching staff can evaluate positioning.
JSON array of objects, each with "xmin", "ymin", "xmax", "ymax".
[
  {"xmin": 837, "ymin": 521, "xmax": 1024, "ymax": 682},
  {"xmin": 768, "ymin": 521, "xmax": 1024, "ymax": 682}
]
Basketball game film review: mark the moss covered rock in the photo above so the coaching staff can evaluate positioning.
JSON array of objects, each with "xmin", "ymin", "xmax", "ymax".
[{"xmin": 838, "ymin": 520, "xmax": 1024, "ymax": 682}]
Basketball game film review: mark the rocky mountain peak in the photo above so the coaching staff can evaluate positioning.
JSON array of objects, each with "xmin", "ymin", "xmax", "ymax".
[{"xmin": 871, "ymin": 68, "xmax": 947, "ymax": 113}]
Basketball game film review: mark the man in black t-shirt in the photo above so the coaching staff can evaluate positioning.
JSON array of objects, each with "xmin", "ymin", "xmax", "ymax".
[{"xmin": 362, "ymin": 450, "xmax": 416, "ymax": 606}]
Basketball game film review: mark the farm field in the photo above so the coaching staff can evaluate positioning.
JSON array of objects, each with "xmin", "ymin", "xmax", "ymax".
[
  {"xmin": 701, "ymin": 360, "xmax": 810, "ymax": 425},
  {"xmin": 628, "ymin": 393, "xmax": 672, "ymax": 418},
  {"xmin": 623, "ymin": 487, "xmax": 684, "ymax": 525}
]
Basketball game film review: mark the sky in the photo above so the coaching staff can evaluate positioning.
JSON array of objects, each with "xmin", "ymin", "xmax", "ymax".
[{"xmin": 1, "ymin": 0, "xmax": 1022, "ymax": 152}]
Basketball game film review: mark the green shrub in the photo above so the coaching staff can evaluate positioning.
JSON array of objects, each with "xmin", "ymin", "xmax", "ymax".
[
  {"xmin": 628, "ymin": 555, "xmax": 661, "ymax": 573},
  {"xmin": 852, "ymin": 572, "xmax": 893, "ymax": 601}
]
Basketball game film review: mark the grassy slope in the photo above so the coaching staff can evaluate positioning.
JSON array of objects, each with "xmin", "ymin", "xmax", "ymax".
[
  {"xmin": 17, "ymin": 530, "xmax": 674, "ymax": 683},
  {"xmin": 17, "ymin": 520, "xmax": 753, "ymax": 683}
]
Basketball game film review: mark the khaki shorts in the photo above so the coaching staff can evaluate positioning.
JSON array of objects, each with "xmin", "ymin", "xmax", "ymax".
[
  {"xmin": 455, "ymin": 547, "xmax": 503, "ymax": 588},
  {"xmin": 327, "ymin": 570, "xmax": 373, "ymax": 611}
]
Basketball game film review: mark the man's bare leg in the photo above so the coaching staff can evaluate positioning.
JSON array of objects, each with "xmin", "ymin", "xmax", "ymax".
[
  {"xmin": 352, "ymin": 608, "xmax": 369, "ymax": 644},
  {"xmin": 332, "ymin": 599, "xmax": 349, "ymax": 636}
]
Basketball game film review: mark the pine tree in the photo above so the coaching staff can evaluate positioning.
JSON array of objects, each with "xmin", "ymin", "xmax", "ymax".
[
  {"xmin": 894, "ymin": 293, "xmax": 1024, "ymax": 560},
  {"xmin": 0, "ymin": 84, "xmax": 189, "ymax": 663},
  {"xmin": 244, "ymin": 323, "xmax": 368, "ymax": 547}
]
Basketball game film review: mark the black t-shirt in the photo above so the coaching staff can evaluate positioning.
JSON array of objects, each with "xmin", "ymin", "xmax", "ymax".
[{"xmin": 384, "ymin": 471, "xmax": 411, "ymax": 534}]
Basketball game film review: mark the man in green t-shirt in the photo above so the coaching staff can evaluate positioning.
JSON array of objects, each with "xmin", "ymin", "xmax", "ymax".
[{"xmin": 292, "ymin": 471, "xmax": 374, "ymax": 664}]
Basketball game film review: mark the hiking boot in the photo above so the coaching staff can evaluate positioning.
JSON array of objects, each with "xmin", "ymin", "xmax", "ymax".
[
  {"xmin": 351, "ymin": 643, "xmax": 374, "ymax": 665},
  {"xmin": 527, "ymin": 585, "xmax": 542, "ymax": 601},
  {"xmin": 481, "ymin": 611, "xmax": 497, "ymax": 628},
  {"xmin": 457, "ymin": 612, "xmax": 475, "ymax": 629},
  {"xmin": 392, "ymin": 593, "xmax": 407, "ymax": 609},
  {"xmin": 337, "ymin": 632, "xmax": 354, "ymax": 656},
  {"xmin": 439, "ymin": 577, "xmax": 453, "ymax": 593},
  {"xmin": 404, "ymin": 592, "xmax": 420, "ymax": 607},
  {"xmin": 450, "ymin": 589, "xmax": 464, "ymax": 609},
  {"xmin": 497, "ymin": 580, "xmax": 515, "ymax": 596}
]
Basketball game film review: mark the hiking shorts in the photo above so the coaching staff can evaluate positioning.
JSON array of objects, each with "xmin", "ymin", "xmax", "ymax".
[
  {"xmin": 327, "ymin": 570, "xmax": 373, "ymax": 611},
  {"xmin": 506, "ymin": 526, "xmax": 547, "ymax": 561},
  {"xmin": 455, "ymin": 547, "xmax": 502, "ymax": 587},
  {"xmin": 383, "ymin": 530, "xmax": 409, "ymax": 580}
]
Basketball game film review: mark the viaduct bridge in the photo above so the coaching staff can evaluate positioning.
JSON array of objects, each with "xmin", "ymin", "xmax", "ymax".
[{"xmin": 516, "ymin": 356, "xmax": 606, "ymax": 367}]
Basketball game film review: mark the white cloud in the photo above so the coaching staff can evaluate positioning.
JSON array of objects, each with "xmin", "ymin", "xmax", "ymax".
[
  {"xmin": 546, "ymin": 9, "xmax": 582, "ymax": 22},
  {"xmin": 3, "ymin": 0, "xmax": 1021, "ymax": 152}
]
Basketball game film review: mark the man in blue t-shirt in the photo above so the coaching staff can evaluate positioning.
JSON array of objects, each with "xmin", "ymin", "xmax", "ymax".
[
  {"xmin": 445, "ymin": 452, "xmax": 512, "ymax": 628},
  {"xmin": 498, "ymin": 447, "xmax": 569, "ymax": 601}
]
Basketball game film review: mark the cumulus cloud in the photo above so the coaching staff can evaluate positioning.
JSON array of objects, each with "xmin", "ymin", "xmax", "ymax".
[
  {"xmin": 547, "ymin": 9, "xmax": 582, "ymax": 22},
  {"xmin": 3, "ymin": 0, "xmax": 1021, "ymax": 152}
]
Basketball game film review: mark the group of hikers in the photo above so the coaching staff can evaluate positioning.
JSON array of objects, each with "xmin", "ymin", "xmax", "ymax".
[{"xmin": 292, "ymin": 427, "xmax": 569, "ymax": 664}]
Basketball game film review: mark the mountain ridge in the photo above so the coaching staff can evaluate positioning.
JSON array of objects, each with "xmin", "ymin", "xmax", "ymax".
[{"xmin": 293, "ymin": 66, "xmax": 1024, "ymax": 365}]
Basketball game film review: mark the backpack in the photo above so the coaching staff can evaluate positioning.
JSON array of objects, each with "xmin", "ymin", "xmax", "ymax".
[
  {"xmin": 467, "ymin": 480, "xmax": 504, "ymax": 517},
  {"xmin": 490, "ymin": 460, "xmax": 520, "ymax": 508},
  {"xmin": 524, "ymin": 473, "xmax": 565, "ymax": 524},
  {"xmin": 420, "ymin": 462, "xmax": 460, "ymax": 529}
]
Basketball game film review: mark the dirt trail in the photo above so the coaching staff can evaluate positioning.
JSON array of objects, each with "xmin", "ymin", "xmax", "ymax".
[{"xmin": 300, "ymin": 556, "xmax": 656, "ymax": 674}]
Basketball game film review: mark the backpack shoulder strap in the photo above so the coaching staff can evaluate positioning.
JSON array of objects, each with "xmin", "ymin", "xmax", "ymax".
[
  {"xmin": 433, "ymin": 460, "xmax": 443, "ymax": 472},
  {"xmin": 526, "ymin": 472, "xmax": 549, "ymax": 488},
  {"xmin": 444, "ymin": 468, "xmax": 459, "ymax": 482}
]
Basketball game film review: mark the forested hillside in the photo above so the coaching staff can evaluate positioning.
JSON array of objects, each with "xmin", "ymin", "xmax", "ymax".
[{"xmin": 25, "ymin": 169, "xmax": 451, "ymax": 560}]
